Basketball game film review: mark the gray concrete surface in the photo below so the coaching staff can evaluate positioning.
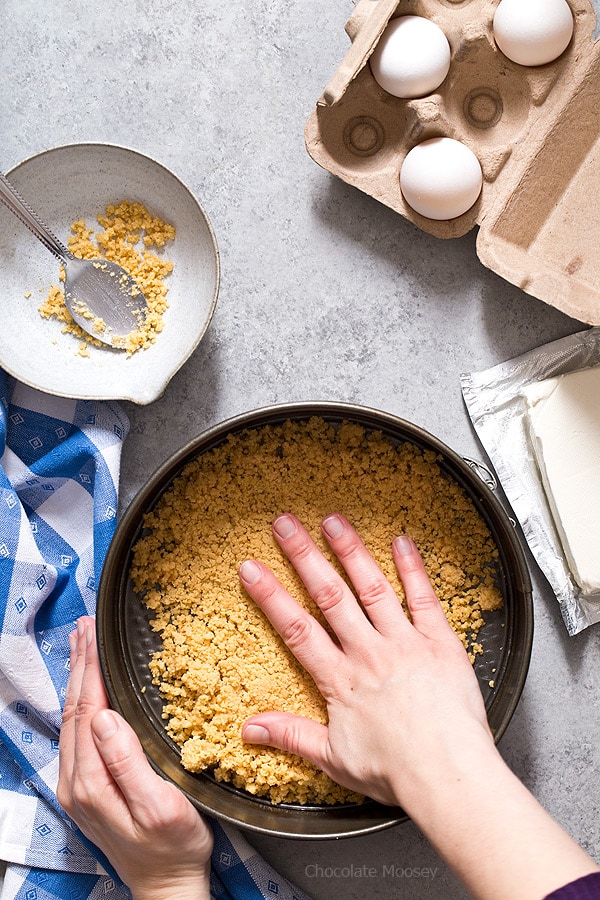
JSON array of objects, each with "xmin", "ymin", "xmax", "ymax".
[{"xmin": 2, "ymin": 0, "xmax": 598, "ymax": 896}]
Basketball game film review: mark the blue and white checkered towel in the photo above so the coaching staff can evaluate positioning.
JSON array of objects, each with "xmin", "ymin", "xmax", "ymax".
[{"xmin": 0, "ymin": 371, "xmax": 311, "ymax": 900}]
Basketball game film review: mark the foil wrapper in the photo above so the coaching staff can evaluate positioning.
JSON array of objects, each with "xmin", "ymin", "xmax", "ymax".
[{"xmin": 461, "ymin": 327, "xmax": 600, "ymax": 636}]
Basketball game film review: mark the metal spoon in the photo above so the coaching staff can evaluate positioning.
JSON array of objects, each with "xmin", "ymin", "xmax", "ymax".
[{"xmin": 0, "ymin": 171, "xmax": 147, "ymax": 347}]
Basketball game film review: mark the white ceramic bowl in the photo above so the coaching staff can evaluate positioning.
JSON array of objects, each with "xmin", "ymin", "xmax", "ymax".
[{"xmin": 0, "ymin": 143, "xmax": 219, "ymax": 404}]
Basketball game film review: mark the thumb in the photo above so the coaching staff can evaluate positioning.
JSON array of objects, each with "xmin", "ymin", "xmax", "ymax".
[{"xmin": 242, "ymin": 712, "xmax": 331, "ymax": 771}]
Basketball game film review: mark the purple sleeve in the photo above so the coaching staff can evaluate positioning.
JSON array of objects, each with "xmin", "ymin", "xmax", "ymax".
[{"xmin": 544, "ymin": 873, "xmax": 600, "ymax": 900}]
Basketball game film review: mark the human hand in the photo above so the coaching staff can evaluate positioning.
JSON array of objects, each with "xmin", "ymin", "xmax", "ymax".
[
  {"xmin": 239, "ymin": 515, "xmax": 600, "ymax": 899},
  {"xmin": 239, "ymin": 513, "xmax": 496, "ymax": 812},
  {"xmin": 58, "ymin": 617, "xmax": 213, "ymax": 900}
]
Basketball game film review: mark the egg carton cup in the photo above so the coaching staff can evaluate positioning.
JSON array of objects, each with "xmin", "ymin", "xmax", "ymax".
[{"xmin": 305, "ymin": 0, "xmax": 600, "ymax": 324}]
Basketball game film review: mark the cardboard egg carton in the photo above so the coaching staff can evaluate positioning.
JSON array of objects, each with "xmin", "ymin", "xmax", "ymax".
[{"xmin": 305, "ymin": 0, "xmax": 600, "ymax": 324}]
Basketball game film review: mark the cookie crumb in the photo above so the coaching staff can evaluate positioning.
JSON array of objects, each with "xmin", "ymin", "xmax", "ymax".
[
  {"xmin": 37, "ymin": 201, "xmax": 175, "ymax": 355},
  {"xmin": 131, "ymin": 418, "xmax": 504, "ymax": 805}
]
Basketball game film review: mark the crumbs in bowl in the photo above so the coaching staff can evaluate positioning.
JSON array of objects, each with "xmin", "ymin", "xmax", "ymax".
[
  {"xmin": 129, "ymin": 418, "xmax": 503, "ymax": 806},
  {"xmin": 37, "ymin": 201, "xmax": 175, "ymax": 356}
]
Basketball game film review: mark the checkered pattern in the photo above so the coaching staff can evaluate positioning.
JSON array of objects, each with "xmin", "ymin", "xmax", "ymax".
[{"xmin": 0, "ymin": 371, "xmax": 311, "ymax": 900}]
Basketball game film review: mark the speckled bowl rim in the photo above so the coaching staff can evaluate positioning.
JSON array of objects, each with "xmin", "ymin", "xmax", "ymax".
[{"xmin": 97, "ymin": 402, "xmax": 533, "ymax": 839}]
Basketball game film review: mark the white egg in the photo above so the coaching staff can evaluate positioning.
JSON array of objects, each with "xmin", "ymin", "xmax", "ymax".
[
  {"xmin": 400, "ymin": 137, "xmax": 483, "ymax": 220},
  {"xmin": 493, "ymin": 0, "xmax": 574, "ymax": 67},
  {"xmin": 370, "ymin": 15, "xmax": 451, "ymax": 99}
]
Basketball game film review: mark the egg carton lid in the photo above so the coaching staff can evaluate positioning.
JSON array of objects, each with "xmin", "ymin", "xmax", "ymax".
[{"xmin": 305, "ymin": 0, "xmax": 600, "ymax": 324}]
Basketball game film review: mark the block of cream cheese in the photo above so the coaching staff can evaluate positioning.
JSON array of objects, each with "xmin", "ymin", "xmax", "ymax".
[{"xmin": 524, "ymin": 365, "xmax": 600, "ymax": 594}]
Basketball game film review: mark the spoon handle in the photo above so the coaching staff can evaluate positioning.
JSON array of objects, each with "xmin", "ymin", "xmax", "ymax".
[{"xmin": 0, "ymin": 172, "xmax": 71, "ymax": 264}]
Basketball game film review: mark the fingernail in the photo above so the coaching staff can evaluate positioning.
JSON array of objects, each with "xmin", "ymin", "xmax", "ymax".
[
  {"xmin": 77, "ymin": 618, "xmax": 86, "ymax": 638},
  {"xmin": 243, "ymin": 724, "xmax": 270, "ymax": 743},
  {"xmin": 239, "ymin": 560, "xmax": 262, "ymax": 585},
  {"xmin": 85, "ymin": 623, "xmax": 94, "ymax": 646},
  {"xmin": 394, "ymin": 535, "xmax": 413, "ymax": 556},
  {"xmin": 92, "ymin": 709, "xmax": 118, "ymax": 741},
  {"xmin": 322, "ymin": 514, "xmax": 344, "ymax": 540},
  {"xmin": 273, "ymin": 514, "xmax": 296, "ymax": 540}
]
